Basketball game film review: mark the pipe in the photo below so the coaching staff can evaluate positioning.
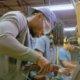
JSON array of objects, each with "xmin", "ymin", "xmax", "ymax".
[
  {"xmin": 0, "ymin": 2, "xmax": 13, "ymax": 10},
  {"xmin": 70, "ymin": 0, "xmax": 76, "ymax": 8},
  {"xmin": 22, "ymin": 0, "xmax": 30, "ymax": 6},
  {"xmin": 17, "ymin": 0, "xmax": 28, "ymax": 13}
]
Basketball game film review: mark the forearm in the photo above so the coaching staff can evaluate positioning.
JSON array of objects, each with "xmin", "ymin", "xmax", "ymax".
[
  {"xmin": 0, "ymin": 34, "xmax": 39, "ymax": 63},
  {"xmin": 63, "ymin": 62, "xmax": 76, "ymax": 69}
]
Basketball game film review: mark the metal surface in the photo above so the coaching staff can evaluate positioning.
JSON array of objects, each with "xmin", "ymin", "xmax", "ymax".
[{"xmin": 71, "ymin": 61, "xmax": 80, "ymax": 80}]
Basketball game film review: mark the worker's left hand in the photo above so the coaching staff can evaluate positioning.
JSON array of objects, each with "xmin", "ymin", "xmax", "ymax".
[{"xmin": 32, "ymin": 75, "xmax": 49, "ymax": 80}]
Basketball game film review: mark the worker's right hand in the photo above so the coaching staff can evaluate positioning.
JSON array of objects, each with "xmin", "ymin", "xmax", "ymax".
[{"xmin": 37, "ymin": 55, "xmax": 52, "ymax": 75}]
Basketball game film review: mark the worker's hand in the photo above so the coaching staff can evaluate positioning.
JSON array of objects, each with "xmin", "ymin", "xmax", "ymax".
[
  {"xmin": 32, "ymin": 75, "xmax": 49, "ymax": 80},
  {"xmin": 59, "ymin": 67, "xmax": 71, "ymax": 76},
  {"xmin": 37, "ymin": 55, "xmax": 52, "ymax": 75},
  {"xmin": 64, "ymin": 68, "xmax": 72, "ymax": 76}
]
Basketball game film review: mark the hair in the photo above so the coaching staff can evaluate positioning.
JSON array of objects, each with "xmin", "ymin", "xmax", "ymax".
[
  {"xmin": 48, "ymin": 19, "xmax": 64, "ymax": 46},
  {"xmin": 32, "ymin": 10, "xmax": 41, "ymax": 15}
]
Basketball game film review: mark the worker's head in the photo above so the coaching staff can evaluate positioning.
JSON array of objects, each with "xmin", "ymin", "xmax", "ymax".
[
  {"xmin": 64, "ymin": 39, "xmax": 74, "ymax": 51},
  {"xmin": 48, "ymin": 19, "xmax": 64, "ymax": 46},
  {"xmin": 27, "ymin": 6, "xmax": 56, "ymax": 37}
]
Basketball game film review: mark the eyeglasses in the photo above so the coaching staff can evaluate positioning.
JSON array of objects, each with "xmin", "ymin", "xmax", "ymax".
[{"xmin": 43, "ymin": 17, "xmax": 52, "ymax": 34}]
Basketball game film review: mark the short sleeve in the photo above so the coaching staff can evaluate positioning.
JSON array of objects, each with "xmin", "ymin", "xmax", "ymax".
[
  {"xmin": 58, "ymin": 49, "xmax": 67, "ymax": 61},
  {"xmin": 34, "ymin": 36, "xmax": 46, "ymax": 53}
]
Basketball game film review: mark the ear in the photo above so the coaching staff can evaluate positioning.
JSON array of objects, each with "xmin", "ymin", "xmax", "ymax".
[{"xmin": 36, "ymin": 13, "xmax": 43, "ymax": 20}]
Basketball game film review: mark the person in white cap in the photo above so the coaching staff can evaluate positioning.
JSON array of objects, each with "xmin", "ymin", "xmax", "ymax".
[{"xmin": 0, "ymin": 6, "xmax": 56, "ymax": 80}]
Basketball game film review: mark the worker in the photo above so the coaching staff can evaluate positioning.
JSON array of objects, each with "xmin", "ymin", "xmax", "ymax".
[
  {"xmin": 29, "ymin": 19, "xmax": 70, "ymax": 80},
  {"xmin": 0, "ymin": 7, "xmax": 56, "ymax": 80},
  {"xmin": 58, "ymin": 39, "xmax": 76, "ymax": 80}
]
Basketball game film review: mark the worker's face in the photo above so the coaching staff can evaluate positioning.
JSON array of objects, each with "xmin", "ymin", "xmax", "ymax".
[
  {"xmin": 30, "ymin": 13, "xmax": 52, "ymax": 37},
  {"xmin": 68, "ymin": 44, "xmax": 74, "ymax": 51}
]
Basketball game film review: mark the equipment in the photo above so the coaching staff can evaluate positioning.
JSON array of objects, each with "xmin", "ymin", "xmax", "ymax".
[
  {"xmin": 71, "ymin": 61, "xmax": 80, "ymax": 80},
  {"xmin": 76, "ymin": 55, "xmax": 80, "ymax": 61},
  {"xmin": 51, "ymin": 65, "xmax": 59, "ymax": 77},
  {"xmin": 66, "ymin": 37, "xmax": 78, "ymax": 45},
  {"xmin": 22, "ymin": 64, "xmax": 40, "ymax": 72},
  {"xmin": 22, "ymin": 64, "xmax": 59, "ymax": 77}
]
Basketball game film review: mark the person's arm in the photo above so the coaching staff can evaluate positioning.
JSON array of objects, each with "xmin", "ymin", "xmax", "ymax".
[
  {"xmin": 0, "ymin": 20, "xmax": 52, "ymax": 75},
  {"xmin": 34, "ymin": 49, "xmax": 66, "ymax": 74},
  {"xmin": 58, "ymin": 67, "xmax": 71, "ymax": 76},
  {"xmin": 35, "ymin": 48, "xmax": 71, "ymax": 75},
  {"xmin": 0, "ymin": 21, "xmax": 39, "ymax": 63},
  {"xmin": 61, "ymin": 60, "xmax": 76, "ymax": 69},
  {"xmin": 34, "ymin": 36, "xmax": 46, "ymax": 55},
  {"xmin": 28, "ymin": 41, "xmax": 46, "ymax": 79},
  {"xmin": 58, "ymin": 49, "xmax": 76, "ymax": 69},
  {"xmin": 29, "ymin": 71, "xmax": 49, "ymax": 80}
]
